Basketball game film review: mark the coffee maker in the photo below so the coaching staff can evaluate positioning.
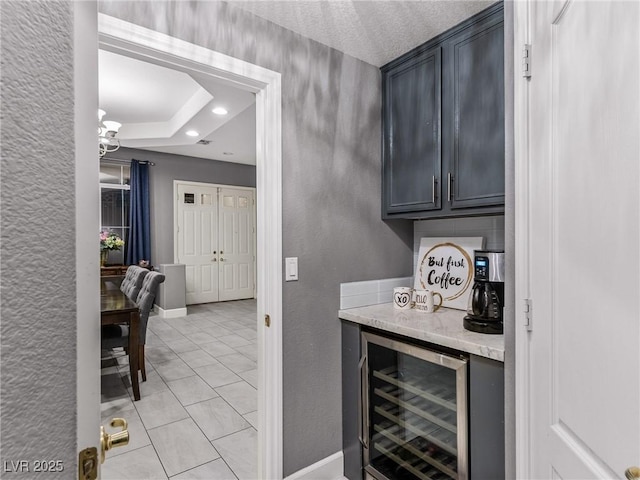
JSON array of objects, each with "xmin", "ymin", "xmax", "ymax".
[{"xmin": 463, "ymin": 250, "xmax": 505, "ymax": 334}]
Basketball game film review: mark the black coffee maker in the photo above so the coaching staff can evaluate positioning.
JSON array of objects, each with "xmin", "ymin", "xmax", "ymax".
[{"xmin": 463, "ymin": 250, "xmax": 505, "ymax": 334}]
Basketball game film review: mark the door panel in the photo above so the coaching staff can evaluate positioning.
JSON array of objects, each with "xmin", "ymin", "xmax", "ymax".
[
  {"xmin": 239, "ymin": 263, "xmax": 250, "ymax": 289},
  {"xmin": 218, "ymin": 188, "xmax": 255, "ymax": 301},
  {"xmin": 183, "ymin": 211, "xmax": 196, "ymax": 256},
  {"xmin": 177, "ymin": 184, "xmax": 219, "ymax": 304},
  {"xmin": 185, "ymin": 265, "xmax": 196, "ymax": 297},
  {"xmin": 200, "ymin": 264, "xmax": 214, "ymax": 294},
  {"xmin": 525, "ymin": 1, "xmax": 640, "ymax": 478}
]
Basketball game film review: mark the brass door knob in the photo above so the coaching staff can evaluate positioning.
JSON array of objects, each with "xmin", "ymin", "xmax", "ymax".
[
  {"xmin": 626, "ymin": 467, "xmax": 640, "ymax": 480},
  {"xmin": 100, "ymin": 418, "xmax": 129, "ymax": 463}
]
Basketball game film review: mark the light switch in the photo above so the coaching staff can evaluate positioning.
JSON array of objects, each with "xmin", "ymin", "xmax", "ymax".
[{"xmin": 285, "ymin": 257, "xmax": 298, "ymax": 281}]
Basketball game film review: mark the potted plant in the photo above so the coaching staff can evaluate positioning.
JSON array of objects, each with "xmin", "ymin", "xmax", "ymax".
[{"xmin": 100, "ymin": 231, "xmax": 125, "ymax": 267}]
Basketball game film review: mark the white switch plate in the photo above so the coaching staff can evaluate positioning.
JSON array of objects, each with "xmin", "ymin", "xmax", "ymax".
[{"xmin": 285, "ymin": 257, "xmax": 298, "ymax": 281}]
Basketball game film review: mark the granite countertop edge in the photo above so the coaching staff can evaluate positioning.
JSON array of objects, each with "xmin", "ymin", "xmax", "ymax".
[{"xmin": 339, "ymin": 303, "xmax": 505, "ymax": 363}]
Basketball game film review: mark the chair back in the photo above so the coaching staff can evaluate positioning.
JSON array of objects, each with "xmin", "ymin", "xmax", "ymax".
[
  {"xmin": 120, "ymin": 266, "xmax": 149, "ymax": 301},
  {"xmin": 135, "ymin": 271, "xmax": 165, "ymax": 343}
]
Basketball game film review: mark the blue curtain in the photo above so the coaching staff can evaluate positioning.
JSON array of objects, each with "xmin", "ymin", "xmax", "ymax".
[{"xmin": 126, "ymin": 160, "xmax": 151, "ymax": 265}]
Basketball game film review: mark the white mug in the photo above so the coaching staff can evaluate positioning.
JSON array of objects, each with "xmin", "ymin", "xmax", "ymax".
[
  {"xmin": 413, "ymin": 289, "xmax": 443, "ymax": 313},
  {"xmin": 393, "ymin": 287, "xmax": 413, "ymax": 310}
]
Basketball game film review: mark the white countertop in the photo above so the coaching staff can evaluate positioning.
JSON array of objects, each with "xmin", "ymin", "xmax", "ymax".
[{"xmin": 339, "ymin": 303, "xmax": 505, "ymax": 362}]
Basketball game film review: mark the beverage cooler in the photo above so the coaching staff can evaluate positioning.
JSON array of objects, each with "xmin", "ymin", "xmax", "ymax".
[{"xmin": 359, "ymin": 331, "xmax": 468, "ymax": 480}]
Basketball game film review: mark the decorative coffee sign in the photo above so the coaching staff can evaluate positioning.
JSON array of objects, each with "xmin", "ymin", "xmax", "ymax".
[{"xmin": 414, "ymin": 237, "xmax": 484, "ymax": 311}]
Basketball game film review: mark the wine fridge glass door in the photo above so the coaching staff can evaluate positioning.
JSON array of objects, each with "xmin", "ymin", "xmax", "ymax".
[{"xmin": 361, "ymin": 332, "xmax": 468, "ymax": 480}]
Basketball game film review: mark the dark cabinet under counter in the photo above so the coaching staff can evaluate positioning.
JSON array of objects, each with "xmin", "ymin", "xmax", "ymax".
[{"xmin": 342, "ymin": 321, "xmax": 504, "ymax": 480}]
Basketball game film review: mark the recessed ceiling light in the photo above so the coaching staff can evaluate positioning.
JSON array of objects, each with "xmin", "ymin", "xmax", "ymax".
[
  {"xmin": 212, "ymin": 107, "xmax": 228, "ymax": 116},
  {"xmin": 185, "ymin": 130, "xmax": 199, "ymax": 137}
]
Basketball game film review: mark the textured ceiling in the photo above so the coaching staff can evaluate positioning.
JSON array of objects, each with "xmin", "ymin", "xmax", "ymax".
[
  {"xmin": 100, "ymin": 1, "xmax": 496, "ymax": 165},
  {"xmin": 229, "ymin": 0, "xmax": 495, "ymax": 67}
]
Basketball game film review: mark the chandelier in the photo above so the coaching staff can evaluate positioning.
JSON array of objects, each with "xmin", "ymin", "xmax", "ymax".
[{"xmin": 98, "ymin": 109, "xmax": 121, "ymax": 157}]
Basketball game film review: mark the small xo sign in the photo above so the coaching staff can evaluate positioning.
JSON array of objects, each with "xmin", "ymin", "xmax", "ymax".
[{"xmin": 393, "ymin": 287, "xmax": 412, "ymax": 310}]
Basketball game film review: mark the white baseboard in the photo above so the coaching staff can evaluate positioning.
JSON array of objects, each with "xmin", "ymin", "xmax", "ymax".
[
  {"xmin": 153, "ymin": 305, "xmax": 187, "ymax": 318},
  {"xmin": 284, "ymin": 451, "xmax": 345, "ymax": 480}
]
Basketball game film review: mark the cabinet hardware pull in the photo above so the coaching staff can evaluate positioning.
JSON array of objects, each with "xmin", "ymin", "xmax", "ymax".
[
  {"xmin": 447, "ymin": 173, "xmax": 453, "ymax": 202},
  {"xmin": 432, "ymin": 176, "xmax": 437, "ymax": 205},
  {"xmin": 358, "ymin": 354, "xmax": 369, "ymax": 449}
]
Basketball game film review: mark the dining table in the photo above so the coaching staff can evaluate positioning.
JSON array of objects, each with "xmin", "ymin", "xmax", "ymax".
[{"xmin": 100, "ymin": 278, "xmax": 141, "ymax": 401}]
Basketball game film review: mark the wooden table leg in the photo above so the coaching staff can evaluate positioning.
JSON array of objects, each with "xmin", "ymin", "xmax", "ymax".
[{"xmin": 129, "ymin": 310, "xmax": 140, "ymax": 401}]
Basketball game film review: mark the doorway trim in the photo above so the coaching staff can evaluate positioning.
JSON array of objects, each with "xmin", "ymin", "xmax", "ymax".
[
  {"xmin": 513, "ymin": 1, "xmax": 531, "ymax": 478},
  {"xmin": 98, "ymin": 14, "xmax": 283, "ymax": 479}
]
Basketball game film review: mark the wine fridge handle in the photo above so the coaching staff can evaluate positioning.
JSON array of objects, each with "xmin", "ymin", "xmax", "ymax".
[{"xmin": 358, "ymin": 354, "xmax": 369, "ymax": 449}]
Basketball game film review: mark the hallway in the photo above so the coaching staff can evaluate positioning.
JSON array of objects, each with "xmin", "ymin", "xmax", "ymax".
[{"xmin": 100, "ymin": 299, "xmax": 257, "ymax": 479}]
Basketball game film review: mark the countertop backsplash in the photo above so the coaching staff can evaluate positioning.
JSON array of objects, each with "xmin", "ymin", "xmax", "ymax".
[
  {"xmin": 340, "ymin": 217, "xmax": 504, "ymax": 310},
  {"xmin": 413, "ymin": 216, "xmax": 505, "ymax": 275},
  {"xmin": 340, "ymin": 276, "xmax": 413, "ymax": 310}
]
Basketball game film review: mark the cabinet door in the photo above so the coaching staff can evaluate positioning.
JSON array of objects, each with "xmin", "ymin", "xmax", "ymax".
[
  {"xmin": 446, "ymin": 13, "xmax": 504, "ymax": 210},
  {"xmin": 383, "ymin": 47, "xmax": 441, "ymax": 215}
]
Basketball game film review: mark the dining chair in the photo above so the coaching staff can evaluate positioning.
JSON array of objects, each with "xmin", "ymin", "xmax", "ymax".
[
  {"xmin": 102, "ymin": 271, "xmax": 165, "ymax": 383},
  {"xmin": 119, "ymin": 265, "xmax": 149, "ymax": 301}
]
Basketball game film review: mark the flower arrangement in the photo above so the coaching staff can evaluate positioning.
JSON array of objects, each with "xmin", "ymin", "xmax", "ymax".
[{"xmin": 100, "ymin": 231, "xmax": 125, "ymax": 251}]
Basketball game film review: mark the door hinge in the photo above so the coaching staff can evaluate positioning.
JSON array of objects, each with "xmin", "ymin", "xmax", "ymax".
[
  {"xmin": 522, "ymin": 44, "xmax": 532, "ymax": 78},
  {"xmin": 264, "ymin": 314, "xmax": 271, "ymax": 327},
  {"xmin": 523, "ymin": 298, "xmax": 533, "ymax": 331}
]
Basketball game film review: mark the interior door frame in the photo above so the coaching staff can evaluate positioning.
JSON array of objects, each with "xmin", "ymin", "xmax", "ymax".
[
  {"xmin": 98, "ymin": 15, "xmax": 283, "ymax": 479},
  {"xmin": 513, "ymin": 1, "xmax": 532, "ymax": 478},
  {"xmin": 173, "ymin": 180, "xmax": 257, "ymax": 301}
]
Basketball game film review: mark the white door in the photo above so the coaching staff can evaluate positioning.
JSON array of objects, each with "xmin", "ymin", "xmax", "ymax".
[
  {"xmin": 218, "ymin": 187, "xmax": 255, "ymax": 301},
  {"xmin": 518, "ymin": 1, "xmax": 640, "ymax": 478},
  {"xmin": 177, "ymin": 183, "xmax": 219, "ymax": 304},
  {"xmin": 176, "ymin": 182, "xmax": 255, "ymax": 304}
]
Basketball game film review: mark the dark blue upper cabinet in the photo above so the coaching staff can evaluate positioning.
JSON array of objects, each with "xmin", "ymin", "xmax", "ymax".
[
  {"xmin": 382, "ymin": 3, "xmax": 504, "ymax": 219},
  {"xmin": 383, "ymin": 47, "xmax": 442, "ymax": 214},
  {"xmin": 447, "ymin": 11, "xmax": 505, "ymax": 210}
]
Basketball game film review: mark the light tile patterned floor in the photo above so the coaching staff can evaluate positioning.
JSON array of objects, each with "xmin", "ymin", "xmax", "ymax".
[{"xmin": 101, "ymin": 299, "xmax": 257, "ymax": 480}]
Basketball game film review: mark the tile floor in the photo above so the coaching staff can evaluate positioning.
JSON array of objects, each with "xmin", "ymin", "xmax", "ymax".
[{"xmin": 100, "ymin": 299, "xmax": 258, "ymax": 480}]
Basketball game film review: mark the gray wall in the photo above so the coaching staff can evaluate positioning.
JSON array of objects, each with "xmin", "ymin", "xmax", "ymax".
[
  {"xmin": 0, "ymin": 1, "xmax": 78, "ymax": 477},
  {"xmin": 98, "ymin": 1, "xmax": 414, "ymax": 475},
  {"xmin": 104, "ymin": 147, "xmax": 256, "ymax": 265}
]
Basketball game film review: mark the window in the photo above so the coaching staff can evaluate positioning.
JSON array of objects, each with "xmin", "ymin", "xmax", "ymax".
[{"xmin": 100, "ymin": 162, "xmax": 130, "ymax": 265}]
